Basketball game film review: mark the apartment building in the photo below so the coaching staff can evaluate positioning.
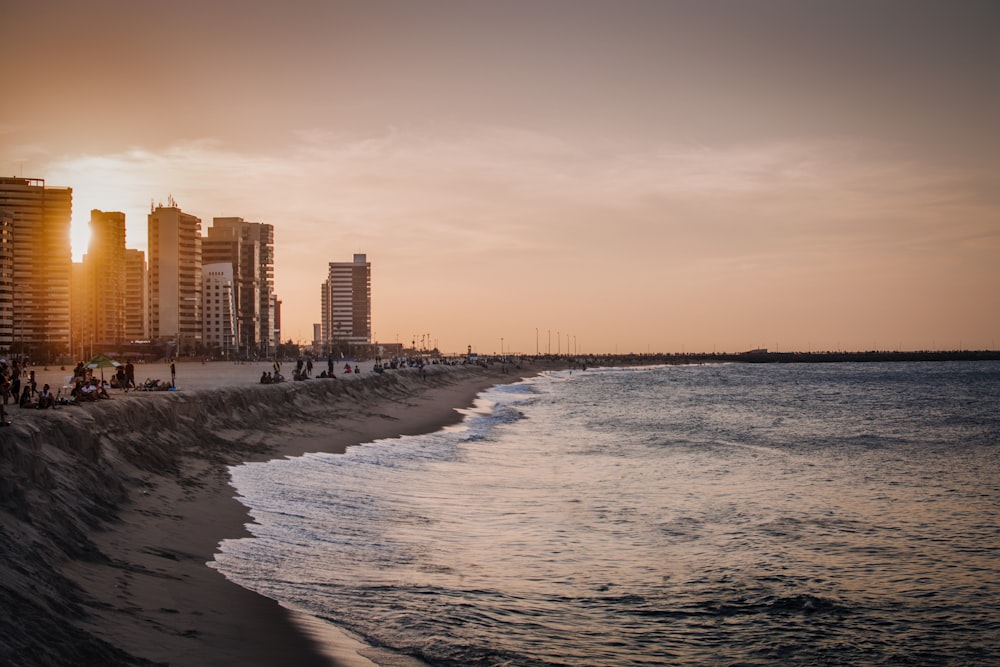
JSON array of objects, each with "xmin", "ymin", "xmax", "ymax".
[
  {"xmin": 148, "ymin": 203, "xmax": 202, "ymax": 353},
  {"xmin": 205, "ymin": 217, "xmax": 276, "ymax": 356},
  {"xmin": 123, "ymin": 248, "xmax": 147, "ymax": 341},
  {"xmin": 0, "ymin": 209, "xmax": 12, "ymax": 352},
  {"xmin": 201, "ymin": 262, "xmax": 237, "ymax": 357},
  {"xmin": 0, "ymin": 177, "xmax": 72, "ymax": 360},
  {"xmin": 84, "ymin": 209, "xmax": 127, "ymax": 345},
  {"xmin": 320, "ymin": 253, "xmax": 371, "ymax": 352}
]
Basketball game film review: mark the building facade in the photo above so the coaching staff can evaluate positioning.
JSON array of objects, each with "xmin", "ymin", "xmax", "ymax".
[
  {"xmin": 123, "ymin": 249, "xmax": 147, "ymax": 341},
  {"xmin": 205, "ymin": 217, "xmax": 277, "ymax": 357},
  {"xmin": 0, "ymin": 210, "xmax": 12, "ymax": 352},
  {"xmin": 148, "ymin": 204, "xmax": 202, "ymax": 354},
  {"xmin": 320, "ymin": 253, "xmax": 371, "ymax": 353},
  {"xmin": 201, "ymin": 262, "xmax": 237, "ymax": 357},
  {"xmin": 84, "ymin": 209, "xmax": 127, "ymax": 346},
  {"xmin": 0, "ymin": 177, "xmax": 72, "ymax": 360}
]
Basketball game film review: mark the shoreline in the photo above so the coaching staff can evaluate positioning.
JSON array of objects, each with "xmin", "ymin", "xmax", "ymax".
[{"xmin": 1, "ymin": 361, "xmax": 544, "ymax": 666}]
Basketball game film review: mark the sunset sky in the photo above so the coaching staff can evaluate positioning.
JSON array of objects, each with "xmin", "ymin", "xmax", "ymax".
[{"xmin": 3, "ymin": 0, "xmax": 998, "ymax": 354}]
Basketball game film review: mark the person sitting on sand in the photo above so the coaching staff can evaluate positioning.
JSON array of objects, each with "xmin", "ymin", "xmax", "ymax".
[
  {"xmin": 82, "ymin": 379, "xmax": 110, "ymax": 400},
  {"xmin": 37, "ymin": 383, "xmax": 54, "ymax": 409},
  {"xmin": 80, "ymin": 381, "xmax": 97, "ymax": 401},
  {"xmin": 71, "ymin": 380, "xmax": 90, "ymax": 402},
  {"xmin": 18, "ymin": 385, "xmax": 35, "ymax": 408},
  {"xmin": 260, "ymin": 371, "xmax": 270, "ymax": 384}
]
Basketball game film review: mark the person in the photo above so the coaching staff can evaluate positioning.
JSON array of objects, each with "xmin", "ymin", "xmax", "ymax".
[
  {"xmin": 115, "ymin": 364, "xmax": 127, "ymax": 391},
  {"xmin": 89, "ymin": 378, "xmax": 110, "ymax": 399},
  {"xmin": 260, "ymin": 371, "xmax": 270, "ymax": 384},
  {"xmin": 0, "ymin": 374, "xmax": 10, "ymax": 405},
  {"xmin": 169, "ymin": 359, "xmax": 176, "ymax": 388},
  {"xmin": 125, "ymin": 359, "xmax": 135, "ymax": 389},
  {"xmin": 327, "ymin": 357, "xmax": 333, "ymax": 376},
  {"xmin": 71, "ymin": 380, "xmax": 90, "ymax": 402},
  {"xmin": 37, "ymin": 383, "xmax": 54, "ymax": 409}
]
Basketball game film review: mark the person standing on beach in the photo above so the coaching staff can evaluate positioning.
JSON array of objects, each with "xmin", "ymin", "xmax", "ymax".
[
  {"xmin": 125, "ymin": 359, "xmax": 135, "ymax": 389},
  {"xmin": 170, "ymin": 359, "xmax": 176, "ymax": 388}
]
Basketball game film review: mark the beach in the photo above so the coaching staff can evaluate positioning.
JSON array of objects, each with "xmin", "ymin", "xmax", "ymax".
[{"xmin": 0, "ymin": 359, "xmax": 539, "ymax": 666}]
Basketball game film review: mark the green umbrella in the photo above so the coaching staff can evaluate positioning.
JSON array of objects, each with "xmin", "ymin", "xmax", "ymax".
[{"xmin": 85, "ymin": 353, "xmax": 122, "ymax": 382}]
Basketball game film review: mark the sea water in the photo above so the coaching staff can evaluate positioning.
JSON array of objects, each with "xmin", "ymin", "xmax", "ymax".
[{"xmin": 213, "ymin": 362, "xmax": 1000, "ymax": 666}]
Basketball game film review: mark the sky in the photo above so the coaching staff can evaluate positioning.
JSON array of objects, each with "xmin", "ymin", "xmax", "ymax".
[{"xmin": 2, "ymin": 0, "xmax": 998, "ymax": 354}]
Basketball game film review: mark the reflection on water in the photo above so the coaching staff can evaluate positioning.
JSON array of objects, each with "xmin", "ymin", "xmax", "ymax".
[{"xmin": 215, "ymin": 362, "xmax": 1000, "ymax": 666}]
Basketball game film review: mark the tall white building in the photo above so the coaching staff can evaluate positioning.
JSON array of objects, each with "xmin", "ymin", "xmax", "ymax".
[
  {"xmin": 148, "ymin": 203, "xmax": 202, "ymax": 353},
  {"xmin": 201, "ymin": 262, "xmax": 237, "ymax": 357},
  {"xmin": 320, "ymin": 253, "xmax": 371, "ymax": 353},
  {"xmin": 204, "ymin": 217, "xmax": 277, "ymax": 357}
]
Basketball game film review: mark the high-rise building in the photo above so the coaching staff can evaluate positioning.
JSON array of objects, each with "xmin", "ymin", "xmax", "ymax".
[
  {"xmin": 148, "ymin": 203, "xmax": 202, "ymax": 353},
  {"xmin": 84, "ymin": 209, "xmax": 127, "ymax": 345},
  {"xmin": 205, "ymin": 217, "xmax": 276, "ymax": 357},
  {"xmin": 123, "ymin": 249, "xmax": 147, "ymax": 341},
  {"xmin": 201, "ymin": 262, "xmax": 237, "ymax": 357},
  {"xmin": 0, "ymin": 177, "xmax": 72, "ymax": 360},
  {"xmin": 271, "ymin": 295, "xmax": 281, "ymax": 350},
  {"xmin": 69, "ymin": 262, "xmax": 88, "ymax": 360},
  {"xmin": 320, "ymin": 253, "xmax": 371, "ymax": 353},
  {"xmin": 0, "ymin": 209, "xmax": 12, "ymax": 352}
]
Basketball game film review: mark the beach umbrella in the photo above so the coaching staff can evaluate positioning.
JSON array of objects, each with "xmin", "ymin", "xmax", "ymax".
[{"xmin": 85, "ymin": 353, "xmax": 122, "ymax": 382}]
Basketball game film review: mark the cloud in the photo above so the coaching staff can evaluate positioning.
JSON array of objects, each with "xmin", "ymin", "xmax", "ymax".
[{"xmin": 22, "ymin": 123, "xmax": 1000, "ymax": 350}]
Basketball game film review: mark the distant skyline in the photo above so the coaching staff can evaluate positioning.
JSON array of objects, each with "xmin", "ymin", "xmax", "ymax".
[{"xmin": 3, "ymin": 0, "xmax": 998, "ymax": 354}]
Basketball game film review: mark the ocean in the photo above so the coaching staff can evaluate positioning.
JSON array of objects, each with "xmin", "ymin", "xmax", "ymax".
[{"xmin": 212, "ymin": 361, "xmax": 1000, "ymax": 666}]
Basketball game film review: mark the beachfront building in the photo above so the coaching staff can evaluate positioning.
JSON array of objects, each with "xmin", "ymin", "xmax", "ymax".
[
  {"xmin": 271, "ymin": 294, "xmax": 281, "ymax": 350},
  {"xmin": 204, "ymin": 217, "xmax": 277, "ymax": 357},
  {"xmin": 0, "ymin": 209, "xmax": 12, "ymax": 352},
  {"xmin": 0, "ymin": 177, "xmax": 72, "ymax": 361},
  {"xmin": 148, "ymin": 202, "xmax": 202, "ymax": 355},
  {"xmin": 320, "ymin": 253, "xmax": 371, "ymax": 355},
  {"xmin": 69, "ymin": 262, "xmax": 89, "ymax": 360},
  {"xmin": 201, "ymin": 262, "xmax": 238, "ymax": 358},
  {"xmin": 83, "ymin": 209, "xmax": 127, "ymax": 347},
  {"xmin": 123, "ymin": 249, "xmax": 148, "ymax": 341}
]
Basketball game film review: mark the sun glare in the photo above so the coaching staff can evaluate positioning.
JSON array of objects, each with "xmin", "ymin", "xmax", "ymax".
[{"xmin": 71, "ymin": 219, "xmax": 90, "ymax": 262}]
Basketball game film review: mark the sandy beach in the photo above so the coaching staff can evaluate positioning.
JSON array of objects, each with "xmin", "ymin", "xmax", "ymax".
[{"xmin": 0, "ymin": 359, "xmax": 542, "ymax": 666}]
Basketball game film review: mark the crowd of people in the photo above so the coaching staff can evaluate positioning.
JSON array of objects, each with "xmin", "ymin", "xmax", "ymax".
[
  {"xmin": 0, "ymin": 353, "xmax": 447, "ymax": 425},
  {"xmin": 0, "ymin": 360, "xmax": 53, "ymax": 414},
  {"xmin": 0, "ymin": 358, "xmax": 142, "ymax": 420}
]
